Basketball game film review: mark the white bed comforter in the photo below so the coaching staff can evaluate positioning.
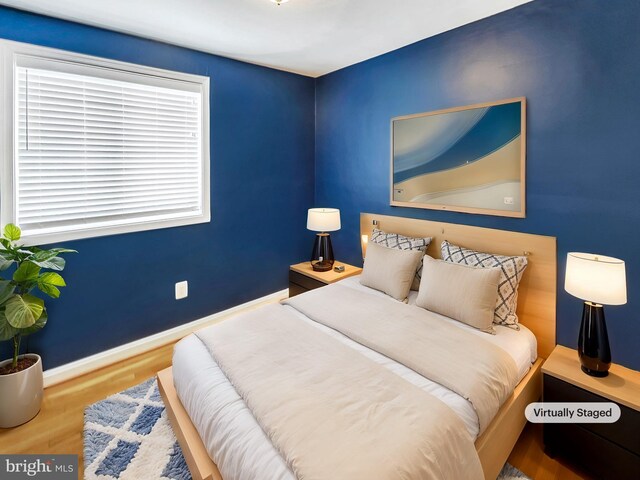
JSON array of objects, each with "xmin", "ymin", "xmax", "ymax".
[{"xmin": 173, "ymin": 277, "xmax": 537, "ymax": 480}]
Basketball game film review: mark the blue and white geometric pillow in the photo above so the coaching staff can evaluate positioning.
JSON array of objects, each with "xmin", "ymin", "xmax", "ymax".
[
  {"xmin": 370, "ymin": 228, "xmax": 432, "ymax": 290},
  {"xmin": 84, "ymin": 378, "xmax": 191, "ymax": 480},
  {"xmin": 441, "ymin": 240, "xmax": 528, "ymax": 329}
]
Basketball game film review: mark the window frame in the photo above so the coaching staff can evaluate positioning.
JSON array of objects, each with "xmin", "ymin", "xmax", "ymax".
[{"xmin": 0, "ymin": 39, "xmax": 210, "ymax": 245}]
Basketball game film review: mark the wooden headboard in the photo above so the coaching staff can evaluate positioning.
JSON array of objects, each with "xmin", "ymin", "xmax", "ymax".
[{"xmin": 360, "ymin": 213, "xmax": 557, "ymax": 358}]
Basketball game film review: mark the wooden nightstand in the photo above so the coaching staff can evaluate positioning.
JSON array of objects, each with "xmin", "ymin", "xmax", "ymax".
[
  {"xmin": 542, "ymin": 345, "xmax": 640, "ymax": 479},
  {"xmin": 289, "ymin": 261, "xmax": 362, "ymax": 297}
]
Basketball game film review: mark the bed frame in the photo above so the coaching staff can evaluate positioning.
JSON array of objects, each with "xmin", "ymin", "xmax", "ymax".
[{"xmin": 158, "ymin": 213, "xmax": 557, "ymax": 480}]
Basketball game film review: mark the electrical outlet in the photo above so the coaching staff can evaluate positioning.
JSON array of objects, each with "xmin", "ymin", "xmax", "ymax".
[
  {"xmin": 175, "ymin": 281, "xmax": 188, "ymax": 300},
  {"xmin": 503, "ymin": 196, "xmax": 514, "ymax": 205}
]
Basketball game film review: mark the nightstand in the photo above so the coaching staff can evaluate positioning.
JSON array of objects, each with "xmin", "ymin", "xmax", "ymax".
[
  {"xmin": 542, "ymin": 345, "xmax": 640, "ymax": 479},
  {"xmin": 289, "ymin": 261, "xmax": 362, "ymax": 297}
]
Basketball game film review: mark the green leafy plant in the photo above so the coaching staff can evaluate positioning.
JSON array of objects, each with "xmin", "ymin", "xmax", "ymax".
[{"xmin": 0, "ymin": 224, "xmax": 76, "ymax": 371}]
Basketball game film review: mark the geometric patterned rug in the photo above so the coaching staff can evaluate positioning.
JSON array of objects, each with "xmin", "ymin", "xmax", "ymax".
[
  {"xmin": 84, "ymin": 378, "xmax": 530, "ymax": 480},
  {"xmin": 84, "ymin": 378, "xmax": 191, "ymax": 480}
]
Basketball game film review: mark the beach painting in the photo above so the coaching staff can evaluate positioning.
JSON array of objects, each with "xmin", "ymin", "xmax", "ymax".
[{"xmin": 391, "ymin": 98, "xmax": 526, "ymax": 217}]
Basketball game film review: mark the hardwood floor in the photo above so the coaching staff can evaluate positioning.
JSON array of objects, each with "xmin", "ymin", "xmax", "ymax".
[
  {"xmin": 1, "ymin": 343, "xmax": 586, "ymax": 480},
  {"xmin": 508, "ymin": 423, "xmax": 588, "ymax": 480}
]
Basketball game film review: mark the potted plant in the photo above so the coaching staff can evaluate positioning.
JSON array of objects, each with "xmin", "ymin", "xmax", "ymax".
[{"xmin": 0, "ymin": 224, "xmax": 75, "ymax": 428}]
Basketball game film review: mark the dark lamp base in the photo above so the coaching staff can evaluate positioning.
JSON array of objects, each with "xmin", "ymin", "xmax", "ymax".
[
  {"xmin": 311, "ymin": 261, "xmax": 333, "ymax": 272},
  {"xmin": 310, "ymin": 232, "xmax": 335, "ymax": 272},
  {"xmin": 578, "ymin": 302, "xmax": 611, "ymax": 377},
  {"xmin": 580, "ymin": 365, "xmax": 609, "ymax": 377}
]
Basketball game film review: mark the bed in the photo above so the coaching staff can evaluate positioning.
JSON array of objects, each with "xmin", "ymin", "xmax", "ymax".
[{"xmin": 158, "ymin": 213, "xmax": 557, "ymax": 480}]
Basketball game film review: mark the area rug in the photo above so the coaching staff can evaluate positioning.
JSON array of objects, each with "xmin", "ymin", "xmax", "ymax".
[
  {"xmin": 84, "ymin": 378, "xmax": 531, "ymax": 480},
  {"xmin": 84, "ymin": 378, "xmax": 190, "ymax": 480},
  {"xmin": 498, "ymin": 463, "xmax": 532, "ymax": 480}
]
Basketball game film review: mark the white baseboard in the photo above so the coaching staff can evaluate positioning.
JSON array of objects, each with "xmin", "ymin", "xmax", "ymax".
[{"xmin": 43, "ymin": 288, "xmax": 289, "ymax": 388}]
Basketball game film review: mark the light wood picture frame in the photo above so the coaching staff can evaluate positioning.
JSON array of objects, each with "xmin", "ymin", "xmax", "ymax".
[{"xmin": 390, "ymin": 97, "xmax": 526, "ymax": 218}]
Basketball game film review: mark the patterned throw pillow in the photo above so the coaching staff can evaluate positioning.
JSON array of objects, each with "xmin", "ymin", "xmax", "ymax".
[
  {"xmin": 370, "ymin": 228, "xmax": 432, "ymax": 290},
  {"xmin": 440, "ymin": 240, "xmax": 528, "ymax": 329}
]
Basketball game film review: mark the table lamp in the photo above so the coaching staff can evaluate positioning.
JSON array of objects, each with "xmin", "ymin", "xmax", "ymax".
[
  {"xmin": 307, "ymin": 208, "xmax": 340, "ymax": 272},
  {"xmin": 564, "ymin": 252, "xmax": 627, "ymax": 377}
]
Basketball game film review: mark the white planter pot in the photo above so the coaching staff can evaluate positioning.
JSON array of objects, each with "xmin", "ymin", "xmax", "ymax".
[{"xmin": 0, "ymin": 354, "xmax": 43, "ymax": 428}]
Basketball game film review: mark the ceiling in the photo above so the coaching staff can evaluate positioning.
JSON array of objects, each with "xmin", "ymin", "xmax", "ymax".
[{"xmin": 0, "ymin": 0, "xmax": 532, "ymax": 77}]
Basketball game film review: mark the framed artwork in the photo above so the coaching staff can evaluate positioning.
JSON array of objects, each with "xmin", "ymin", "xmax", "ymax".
[{"xmin": 390, "ymin": 97, "xmax": 526, "ymax": 218}]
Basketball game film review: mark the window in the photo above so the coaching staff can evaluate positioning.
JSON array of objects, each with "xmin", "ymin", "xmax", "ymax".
[{"xmin": 1, "ymin": 40, "xmax": 210, "ymax": 244}]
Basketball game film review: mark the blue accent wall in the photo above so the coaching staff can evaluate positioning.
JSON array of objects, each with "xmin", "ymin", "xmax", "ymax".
[
  {"xmin": 315, "ymin": 0, "xmax": 640, "ymax": 370},
  {"xmin": 0, "ymin": 7, "xmax": 316, "ymax": 368}
]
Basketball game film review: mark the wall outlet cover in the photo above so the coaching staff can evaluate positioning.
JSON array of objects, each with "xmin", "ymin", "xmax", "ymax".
[{"xmin": 175, "ymin": 281, "xmax": 188, "ymax": 300}]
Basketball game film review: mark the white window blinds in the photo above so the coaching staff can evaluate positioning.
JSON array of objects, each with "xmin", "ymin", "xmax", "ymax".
[{"xmin": 7, "ymin": 50, "xmax": 209, "ymax": 243}]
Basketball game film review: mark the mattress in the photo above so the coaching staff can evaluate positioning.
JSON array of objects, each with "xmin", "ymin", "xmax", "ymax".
[{"xmin": 173, "ymin": 276, "xmax": 537, "ymax": 480}]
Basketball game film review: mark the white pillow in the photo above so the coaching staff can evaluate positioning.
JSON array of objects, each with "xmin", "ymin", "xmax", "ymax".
[
  {"xmin": 369, "ymin": 228, "xmax": 432, "ymax": 290},
  {"xmin": 360, "ymin": 242, "xmax": 423, "ymax": 301},
  {"xmin": 441, "ymin": 240, "xmax": 528, "ymax": 329},
  {"xmin": 416, "ymin": 255, "xmax": 501, "ymax": 333}
]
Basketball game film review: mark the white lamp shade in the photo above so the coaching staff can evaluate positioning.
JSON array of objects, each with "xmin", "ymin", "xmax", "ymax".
[
  {"xmin": 564, "ymin": 252, "xmax": 627, "ymax": 305},
  {"xmin": 307, "ymin": 208, "xmax": 341, "ymax": 232}
]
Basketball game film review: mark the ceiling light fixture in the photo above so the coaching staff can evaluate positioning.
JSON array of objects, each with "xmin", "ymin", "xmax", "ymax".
[{"xmin": 271, "ymin": 0, "xmax": 290, "ymax": 5}]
